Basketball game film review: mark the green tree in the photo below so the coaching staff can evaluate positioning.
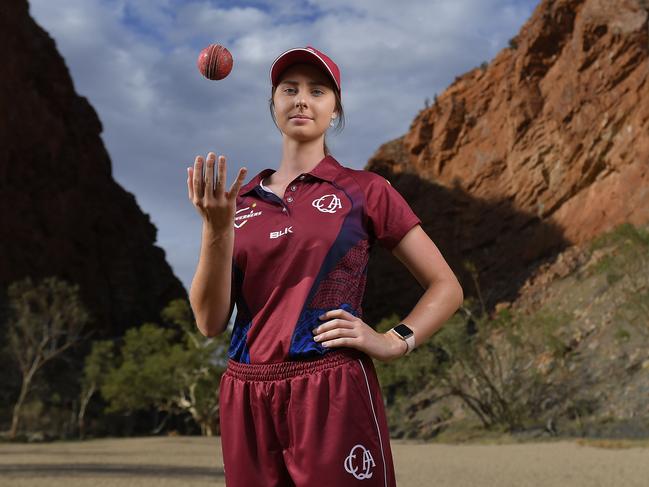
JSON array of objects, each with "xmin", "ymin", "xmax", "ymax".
[
  {"xmin": 375, "ymin": 301, "xmax": 564, "ymax": 434},
  {"xmin": 78, "ymin": 340, "xmax": 115, "ymax": 439},
  {"xmin": 161, "ymin": 298, "xmax": 231, "ymax": 435},
  {"xmin": 4, "ymin": 276, "xmax": 92, "ymax": 439},
  {"xmin": 101, "ymin": 299, "xmax": 229, "ymax": 435},
  {"xmin": 427, "ymin": 301, "xmax": 563, "ymax": 431}
]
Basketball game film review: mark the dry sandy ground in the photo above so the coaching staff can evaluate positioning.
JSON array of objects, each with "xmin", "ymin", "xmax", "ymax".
[{"xmin": 0, "ymin": 436, "xmax": 647, "ymax": 487}]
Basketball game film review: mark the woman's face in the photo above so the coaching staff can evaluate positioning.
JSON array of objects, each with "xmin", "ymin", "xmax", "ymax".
[{"xmin": 273, "ymin": 63, "xmax": 338, "ymax": 141}]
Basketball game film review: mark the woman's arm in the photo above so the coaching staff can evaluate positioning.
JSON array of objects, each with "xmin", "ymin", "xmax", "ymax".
[
  {"xmin": 313, "ymin": 225, "xmax": 463, "ymax": 362},
  {"xmin": 187, "ymin": 152, "xmax": 246, "ymax": 338},
  {"xmin": 189, "ymin": 224, "xmax": 234, "ymax": 338},
  {"xmin": 389, "ymin": 224, "xmax": 464, "ymax": 351}
]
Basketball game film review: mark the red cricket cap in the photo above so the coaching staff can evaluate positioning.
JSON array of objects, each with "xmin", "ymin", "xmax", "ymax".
[{"xmin": 270, "ymin": 46, "xmax": 341, "ymax": 97}]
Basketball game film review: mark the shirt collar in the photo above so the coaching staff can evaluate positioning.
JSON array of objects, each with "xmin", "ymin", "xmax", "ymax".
[{"xmin": 239, "ymin": 155, "xmax": 342, "ymax": 197}]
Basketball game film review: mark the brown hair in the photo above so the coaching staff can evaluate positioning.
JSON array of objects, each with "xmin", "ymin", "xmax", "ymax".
[{"xmin": 269, "ymin": 83, "xmax": 345, "ymax": 156}]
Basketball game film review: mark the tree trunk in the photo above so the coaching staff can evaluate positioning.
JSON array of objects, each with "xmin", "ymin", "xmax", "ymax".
[
  {"xmin": 78, "ymin": 384, "xmax": 95, "ymax": 440},
  {"xmin": 152, "ymin": 410, "xmax": 172, "ymax": 434},
  {"xmin": 9, "ymin": 370, "xmax": 34, "ymax": 440}
]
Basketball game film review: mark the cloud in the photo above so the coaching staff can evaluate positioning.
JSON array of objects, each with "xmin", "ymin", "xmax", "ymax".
[
  {"xmin": 172, "ymin": 3, "xmax": 271, "ymax": 44},
  {"xmin": 29, "ymin": 0, "xmax": 539, "ymax": 326}
]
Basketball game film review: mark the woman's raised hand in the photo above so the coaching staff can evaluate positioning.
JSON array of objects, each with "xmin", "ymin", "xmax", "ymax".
[{"xmin": 187, "ymin": 152, "xmax": 247, "ymax": 235}]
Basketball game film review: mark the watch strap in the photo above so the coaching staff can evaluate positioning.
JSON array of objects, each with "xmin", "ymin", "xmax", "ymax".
[{"xmin": 390, "ymin": 325, "xmax": 416, "ymax": 355}]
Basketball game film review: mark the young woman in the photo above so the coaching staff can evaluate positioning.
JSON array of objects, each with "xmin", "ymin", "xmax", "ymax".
[{"xmin": 188, "ymin": 46, "xmax": 463, "ymax": 487}]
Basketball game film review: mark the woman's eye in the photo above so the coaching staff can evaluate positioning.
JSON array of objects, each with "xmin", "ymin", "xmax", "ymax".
[{"xmin": 283, "ymin": 88, "xmax": 324, "ymax": 95}]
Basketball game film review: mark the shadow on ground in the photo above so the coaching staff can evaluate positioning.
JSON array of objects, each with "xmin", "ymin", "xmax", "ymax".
[{"xmin": 0, "ymin": 463, "xmax": 223, "ymax": 479}]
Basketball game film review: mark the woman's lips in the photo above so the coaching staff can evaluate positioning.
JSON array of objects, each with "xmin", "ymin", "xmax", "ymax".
[{"xmin": 291, "ymin": 117, "xmax": 312, "ymax": 123}]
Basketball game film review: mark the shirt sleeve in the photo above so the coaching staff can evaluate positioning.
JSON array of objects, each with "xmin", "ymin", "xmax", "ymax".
[{"xmin": 365, "ymin": 175, "xmax": 421, "ymax": 251}]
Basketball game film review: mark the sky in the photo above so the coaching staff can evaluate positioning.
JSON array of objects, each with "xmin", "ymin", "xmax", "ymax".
[{"xmin": 29, "ymin": 0, "xmax": 539, "ymax": 298}]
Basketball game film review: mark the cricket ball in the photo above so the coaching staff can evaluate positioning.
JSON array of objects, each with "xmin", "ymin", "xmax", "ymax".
[{"xmin": 197, "ymin": 44, "xmax": 233, "ymax": 80}]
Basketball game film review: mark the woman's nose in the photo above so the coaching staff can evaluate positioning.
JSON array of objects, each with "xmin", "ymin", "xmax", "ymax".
[{"xmin": 295, "ymin": 98, "xmax": 306, "ymax": 107}]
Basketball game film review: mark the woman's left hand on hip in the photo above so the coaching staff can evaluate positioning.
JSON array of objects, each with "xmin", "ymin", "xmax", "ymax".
[{"xmin": 312, "ymin": 308, "xmax": 407, "ymax": 362}]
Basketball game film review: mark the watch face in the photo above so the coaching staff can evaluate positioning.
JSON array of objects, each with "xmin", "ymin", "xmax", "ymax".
[{"xmin": 394, "ymin": 323, "xmax": 414, "ymax": 338}]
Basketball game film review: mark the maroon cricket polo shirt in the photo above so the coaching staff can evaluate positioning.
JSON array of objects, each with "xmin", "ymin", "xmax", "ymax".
[{"xmin": 228, "ymin": 155, "xmax": 421, "ymax": 364}]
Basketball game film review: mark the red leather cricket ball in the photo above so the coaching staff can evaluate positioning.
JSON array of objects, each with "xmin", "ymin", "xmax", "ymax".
[{"xmin": 197, "ymin": 44, "xmax": 233, "ymax": 80}]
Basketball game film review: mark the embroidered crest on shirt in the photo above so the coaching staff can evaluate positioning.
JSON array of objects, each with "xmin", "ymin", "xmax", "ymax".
[
  {"xmin": 234, "ymin": 205, "xmax": 263, "ymax": 229},
  {"xmin": 344, "ymin": 443, "xmax": 375, "ymax": 480},
  {"xmin": 312, "ymin": 194, "xmax": 342, "ymax": 213}
]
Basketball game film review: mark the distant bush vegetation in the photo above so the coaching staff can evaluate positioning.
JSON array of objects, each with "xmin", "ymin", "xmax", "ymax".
[{"xmin": 375, "ymin": 222, "xmax": 649, "ymax": 439}]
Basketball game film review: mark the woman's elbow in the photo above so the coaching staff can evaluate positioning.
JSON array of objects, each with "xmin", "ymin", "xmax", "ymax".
[{"xmin": 455, "ymin": 282, "xmax": 464, "ymax": 309}]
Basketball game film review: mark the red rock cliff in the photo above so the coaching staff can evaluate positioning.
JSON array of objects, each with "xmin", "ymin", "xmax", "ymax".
[{"xmin": 363, "ymin": 0, "xmax": 649, "ymax": 320}]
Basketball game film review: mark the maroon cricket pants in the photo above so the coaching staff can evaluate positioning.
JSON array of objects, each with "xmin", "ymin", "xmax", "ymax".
[{"xmin": 218, "ymin": 347, "xmax": 398, "ymax": 486}]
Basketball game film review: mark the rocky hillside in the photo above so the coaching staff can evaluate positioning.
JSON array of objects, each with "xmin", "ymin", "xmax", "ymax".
[
  {"xmin": 0, "ymin": 0, "xmax": 186, "ymax": 338},
  {"xmin": 391, "ymin": 221, "xmax": 649, "ymax": 440},
  {"xmin": 363, "ymin": 0, "xmax": 649, "ymax": 325},
  {"xmin": 362, "ymin": 0, "xmax": 649, "ymax": 440}
]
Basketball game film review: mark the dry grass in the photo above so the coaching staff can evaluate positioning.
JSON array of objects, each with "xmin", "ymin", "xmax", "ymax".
[
  {"xmin": 1, "ymin": 436, "xmax": 648, "ymax": 487},
  {"xmin": 575, "ymin": 438, "xmax": 649, "ymax": 449}
]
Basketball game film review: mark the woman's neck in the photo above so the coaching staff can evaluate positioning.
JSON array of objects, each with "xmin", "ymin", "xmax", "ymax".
[{"xmin": 269, "ymin": 138, "xmax": 326, "ymax": 184}]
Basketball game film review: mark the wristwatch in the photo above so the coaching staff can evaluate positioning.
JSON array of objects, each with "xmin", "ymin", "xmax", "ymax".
[{"xmin": 389, "ymin": 323, "xmax": 415, "ymax": 355}]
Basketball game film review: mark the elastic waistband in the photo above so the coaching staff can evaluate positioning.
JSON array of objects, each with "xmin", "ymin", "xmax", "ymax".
[{"xmin": 224, "ymin": 348, "xmax": 366, "ymax": 381}]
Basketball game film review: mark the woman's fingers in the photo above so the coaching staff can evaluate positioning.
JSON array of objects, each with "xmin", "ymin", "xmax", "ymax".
[
  {"xmin": 229, "ymin": 166, "xmax": 248, "ymax": 198},
  {"xmin": 192, "ymin": 155, "xmax": 204, "ymax": 200},
  {"xmin": 187, "ymin": 166, "xmax": 193, "ymax": 200},
  {"xmin": 204, "ymin": 152, "xmax": 216, "ymax": 198},
  {"xmin": 215, "ymin": 155, "xmax": 226, "ymax": 196},
  {"xmin": 188, "ymin": 151, "xmax": 247, "ymax": 204}
]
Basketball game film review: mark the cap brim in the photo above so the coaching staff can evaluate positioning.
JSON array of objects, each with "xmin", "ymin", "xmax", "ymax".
[{"xmin": 270, "ymin": 48, "xmax": 340, "ymax": 93}]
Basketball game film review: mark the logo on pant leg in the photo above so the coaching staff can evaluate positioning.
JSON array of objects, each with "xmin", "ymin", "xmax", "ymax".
[{"xmin": 344, "ymin": 444, "xmax": 376, "ymax": 480}]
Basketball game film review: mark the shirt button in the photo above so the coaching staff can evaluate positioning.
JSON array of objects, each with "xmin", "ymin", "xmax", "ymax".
[
  {"xmin": 287, "ymin": 196, "xmax": 294, "ymax": 203},
  {"xmin": 282, "ymin": 207, "xmax": 287, "ymax": 212},
  {"xmin": 290, "ymin": 185, "xmax": 297, "ymax": 191}
]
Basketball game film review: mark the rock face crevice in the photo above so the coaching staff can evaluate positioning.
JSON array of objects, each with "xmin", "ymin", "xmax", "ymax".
[
  {"xmin": 0, "ymin": 0, "xmax": 187, "ymax": 339},
  {"xmin": 364, "ymin": 0, "xmax": 649, "ymax": 316}
]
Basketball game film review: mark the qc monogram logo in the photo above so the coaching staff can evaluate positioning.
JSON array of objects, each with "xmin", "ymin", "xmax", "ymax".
[
  {"xmin": 344, "ymin": 444, "xmax": 375, "ymax": 480},
  {"xmin": 312, "ymin": 194, "xmax": 342, "ymax": 213}
]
